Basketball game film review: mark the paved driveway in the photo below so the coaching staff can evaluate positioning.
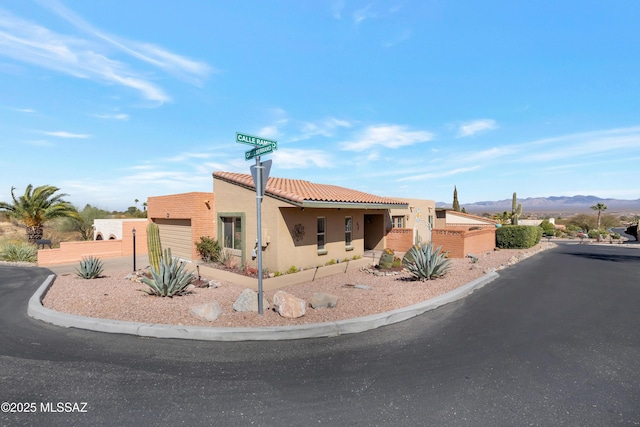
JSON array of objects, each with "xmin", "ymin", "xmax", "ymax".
[{"xmin": 1, "ymin": 243, "xmax": 639, "ymax": 426}]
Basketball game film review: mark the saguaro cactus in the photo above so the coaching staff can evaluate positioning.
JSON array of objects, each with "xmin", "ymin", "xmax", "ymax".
[
  {"xmin": 511, "ymin": 192, "xmax": 522, "ymax": 225},
  {"xmin": 147, "ymin": 222, "xmax": 163, "ymax": 271}
]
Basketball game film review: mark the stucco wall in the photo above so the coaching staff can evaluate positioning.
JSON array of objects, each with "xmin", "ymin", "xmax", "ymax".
[
  {"xmin": 431, "ymin": 227, "xmax": 496, "ymax": 258},
  {"xmin": 38, "ymin": 220, "xmax": 148, "ymax": 266},
  {"xmin": 93, "ymin": 218, "xmax": 148, "ymax": 240},
  {"xmin": 214, "ymin": 177, "xmax": 376, "ymax": 273}
]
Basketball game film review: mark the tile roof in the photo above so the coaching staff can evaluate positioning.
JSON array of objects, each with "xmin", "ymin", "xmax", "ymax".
[
  {"xmin": 213, "ymin": 171, "xmax": 407, "ymax": 207},
  {"xmin": 436, "ymin": 208, "xmax": 500, "ymax": 224}
]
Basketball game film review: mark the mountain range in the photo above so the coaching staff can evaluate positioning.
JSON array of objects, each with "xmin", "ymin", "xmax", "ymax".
[{"xmin": 437, "ymin": 195, "xmax": 640, "ymax": 214}]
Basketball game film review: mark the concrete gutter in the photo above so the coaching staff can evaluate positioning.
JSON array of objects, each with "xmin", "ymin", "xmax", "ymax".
[{"xmin": 28, "ymin": 272, "xmax": 499, "ymax": 342}]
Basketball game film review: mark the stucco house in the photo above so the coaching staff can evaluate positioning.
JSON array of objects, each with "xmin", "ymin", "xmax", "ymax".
[
  {"xmin": 212, "ymin": 172, "xmax": 434, "ymax": 274},
  {"xmin": 141, "ymin": 173, "xmax": 501, "ymax": 273}
]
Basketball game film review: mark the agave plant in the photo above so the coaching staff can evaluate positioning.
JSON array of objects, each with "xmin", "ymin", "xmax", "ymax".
[
  {"xmin": 75, "ymin": 255, "xmax": 104, "ymax": 279},
  {"xmin": 402, "ymin": 243, "xmax": 452, "ymax": 281},
  {"xmin": 140, "ymin": 255, "xmax": 194, "ymax": 297}
]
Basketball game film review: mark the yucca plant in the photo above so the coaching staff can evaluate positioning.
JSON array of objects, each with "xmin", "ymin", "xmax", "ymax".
[
  {"xmin": 75, "ymin": 255, "xmax": 104, "ymax": 279},
  {"xmin": 402, "ymin": 243, "xmax": 452, "ymax": 281},
  {"xmin": 140, "ymin": 255, "xmax": 194, "ymax": 297}
]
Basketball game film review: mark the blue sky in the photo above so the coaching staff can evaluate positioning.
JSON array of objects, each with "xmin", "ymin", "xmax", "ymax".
[{"xmin": 1, "ymin": 1, "xmax": 639, "ymax": 211}]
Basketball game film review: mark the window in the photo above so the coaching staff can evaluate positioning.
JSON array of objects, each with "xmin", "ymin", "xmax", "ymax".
[
  {"xmin": 392, "ymin": 215, "xmax": 405, "ymax": 228},
  {"xmin": 221, "ymin": 217, "xmax": 242, "ymax": 250},
  {"xmin": 317, "ymin": 217, "xmax": 326, "ymax": 250},
  {"xmin": 345, "ymin": 216, "xmax": 352, "ymax": 247}
]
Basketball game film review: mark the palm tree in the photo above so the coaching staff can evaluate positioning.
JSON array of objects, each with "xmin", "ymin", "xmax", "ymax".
[
  {"xmin": 591, "ymin": 203, "xmax": 607, "ymax": 242},
  {"xmin": 0, "ymin": 185, "xmax": 80, "ymax": 243}
]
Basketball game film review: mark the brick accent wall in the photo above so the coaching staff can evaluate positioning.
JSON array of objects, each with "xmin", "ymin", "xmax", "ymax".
[
  {"xmin": 37, "ymin": 220, "xmax": 148, "ymax": 266},
  {"xmin": 386, "ymin": 228, "xmax": 413, "ymax": 252},
  {"xmin": 431, "ymin": 227, "xmax": 496, "ymax": 258},
  {"xmin": 147, "ymin": 192, "xmax": 215, "ymax": 260}
]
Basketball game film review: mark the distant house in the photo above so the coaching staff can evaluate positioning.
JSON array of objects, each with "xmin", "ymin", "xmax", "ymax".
[
  {"xmin": 435, "ymin": 208, "xmax": 499, "ymax": 229},
  {"xmin": 93, "ymin": 218, "xmax": 148, "ymax": 240},
  {"xmin": 432, "ymin": 209, "xmax": 498, "ymax": 258}
]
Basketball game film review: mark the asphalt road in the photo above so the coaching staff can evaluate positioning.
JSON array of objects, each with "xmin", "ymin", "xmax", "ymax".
[{"xmin": 1, "ymin": 243, "xmax": 639, "ymax": 426}]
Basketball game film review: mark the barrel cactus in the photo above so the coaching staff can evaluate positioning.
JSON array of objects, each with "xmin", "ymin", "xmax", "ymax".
[{"xmin": 378, "ymin": 248, "xmax": 395, "ymax": 269}]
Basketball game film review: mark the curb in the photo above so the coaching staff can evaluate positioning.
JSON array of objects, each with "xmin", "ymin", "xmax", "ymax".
[{"xmin": 28, "ymin": 272, "xmax": 499, "ymax": 342}]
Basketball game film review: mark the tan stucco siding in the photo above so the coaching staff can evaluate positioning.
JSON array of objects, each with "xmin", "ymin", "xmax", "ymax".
[
  {"xmin": 389, "ymin": 198, "xmax": 435, "ymax": 244},
  {"xmin": 213, "ymin": 176, "xmax": 376, "ymax": 273}
]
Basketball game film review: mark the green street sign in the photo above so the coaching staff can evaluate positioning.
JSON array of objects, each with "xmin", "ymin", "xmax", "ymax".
[
  {"xmin": 245, "ymin": 142, "xmax": 276, "ymax": 160},
  {"xmin": 236, "ymin": 132, "xmax": 277, "ymax": 147}
]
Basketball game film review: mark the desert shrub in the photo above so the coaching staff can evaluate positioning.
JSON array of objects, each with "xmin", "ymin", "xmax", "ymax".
[
  {"xmin": 610, "ymin": 232, "xmax": 621, "ymax": 240},
  {"xmin": 402, "ymin": 243, "xmax": 451, "ymax": 281},
  {"xmin": 140, "ymin": 256, "xmax": 194, "ymax": 297},
  {"xmin": 539, "ymin": 219, "xmax": 555, "ymax": 236},
  {"xmin": 588, "ymin": 229, "xmax": 602, "ymax": 239},
  {"xmin": 195, "ymin": 236, "xmax": 221, "ymax": 263},
  {"xmin": 75, "ymin": 255, "xmax": 104, "ymax": 279},
  {"xmin": 287, "ymin": 265, "xmax": 299, "ymax": 274},
  {"xmin": 496, "ymin": 225, "xmax": 543, "ymax": 249},
  {"xmin": 0, "ymin": 240, "xmax": 37, "ymax": 263},
  {"xmin": 392, "ymin": 256, "xmax": 403, "ymax": 268},
  {"xmin": 325, "ymin": 259, "xmax": 336, "ymax": 266}
]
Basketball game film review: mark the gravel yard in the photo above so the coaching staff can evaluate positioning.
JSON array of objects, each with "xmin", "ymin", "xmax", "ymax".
[{"xmin": 42, "ymin": 244, "xmax": 555, "ymax": 328}]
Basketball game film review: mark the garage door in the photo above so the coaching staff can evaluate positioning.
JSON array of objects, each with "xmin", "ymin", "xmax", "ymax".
[{"xmin": 155, "ymin": 219, "xmax": 192, "ymax": 260}]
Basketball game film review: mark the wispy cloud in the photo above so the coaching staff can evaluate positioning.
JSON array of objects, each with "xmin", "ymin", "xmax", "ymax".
[
  {"xmin": 0, "ymin": 3, "xmax": 212, "ymax": 104},
  {"xmin": 397, "ymin": 166, "xmax": 482, "ymax": 182},
  {"xmin": 353, "ymin": 5, "xmax": 374, "ymax": 25},
  {"xmin": 456, "ymin": 119, "xmax": 498, "ymax": 137},
  {"xmin": 23, "ymin": 139, "xmax": 53, "ymax": 147},
  {"xmin": 272, "ymin": 148, "xmax": 334, "ymax": 169},
  {"xmin": 383, "ymin": 29, "xmax": 412, "ymax": 48},
  {"xmin": 5, "ymin": 106, "xmax": 35, "ymax": 113},
  {"xmin": 167, "ymin": 152, "xmax": 212, "ymax": 162},
  {"xmin": 331, "ymin": 0, "xmax": 345, "ymax": 19},
  {"xmin": 41, "ymin": 130, "xmax": 91, "ymax": 138},
  {"xmin": 93, "ymin": 113, "xmax": 129, "ymax": 120},
  {"xmin": 340, "ymin": 124, "xmax": 434, "ymax": 151},
  {"xmin": 291, "ymin": 117, "xmax": 352, "ymax": 141}
]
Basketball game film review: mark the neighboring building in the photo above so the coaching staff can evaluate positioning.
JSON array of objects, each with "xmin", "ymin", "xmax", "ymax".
[
  {"xmin": 519, "ymin": 218, "xmax": 555, "ymax": 227},
  {"xmin": 94, "ymin": 218, "xmax": 148, "ymax": 240},
  {"xmin": 435, "ymin": 208, "xmax": 499, "ymax": 229},
  {"xmin": 432, "ymin": 208, "xmax": 498, "ymax": 258}
]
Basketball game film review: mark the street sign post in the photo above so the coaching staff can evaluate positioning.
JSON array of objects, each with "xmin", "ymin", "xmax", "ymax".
[
  {"xmin": 236, "ymin": 132, "xmax": 277, "ymax": 147},
  {"xmin": 245, "ymin": 142, "xmax": 276, "ymax": 160},
  {"xmin": 236, "ymin": 132, "xmax": 278, "ymax": 314}
]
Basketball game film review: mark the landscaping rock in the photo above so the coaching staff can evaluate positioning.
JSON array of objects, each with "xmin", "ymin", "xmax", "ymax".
[
  {"xmin": 190, "ymin": 301, "xmax": 222, "ymax": 322},
  {"xmin": 310, "ymin": 292, "xmax": 338, "ymax": 309},
  {"xmin": 233, "ymin": 288, "xmax": 269, "ymax": 312},
  {"xmin": 272, "ymin": 291, "xmax": 306, "ymax": 318}
]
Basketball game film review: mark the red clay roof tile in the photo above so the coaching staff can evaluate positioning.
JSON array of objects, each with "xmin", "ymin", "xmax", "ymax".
[{"xmin": 213, "ymin": 171, "xmax": 406, "ymax": 206}]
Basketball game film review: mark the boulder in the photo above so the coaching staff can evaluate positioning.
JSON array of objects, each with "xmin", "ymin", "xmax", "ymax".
[
  {"xmin": 272, "ymin": 291, "xmax": 306, "ymax": 318},
  {"xmin": 310, "ymin": 292, "xmax": 338, "ymax": 309},
  {"xmin": 190, "ymin": 301, "xmax": 222, "ymax": 322},
  {"xmin": 233, "ymin": 288, "xmax": 269, "ymax": 312}
]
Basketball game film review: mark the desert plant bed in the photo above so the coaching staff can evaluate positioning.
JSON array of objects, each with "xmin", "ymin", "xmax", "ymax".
[{"xmin": 42, "ymin": 244, "xmax": 555, "ymax": 328}]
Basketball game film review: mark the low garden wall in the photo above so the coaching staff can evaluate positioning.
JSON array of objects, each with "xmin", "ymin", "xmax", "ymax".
[
  {"xmin": 431, "ymin": 227, "xmax": 496, "ymax": 258},
  {"xmin": 386, "ymin": 228, "xmax": 414, "ymax": 253},
  {"xmin": 37, "ymin": 221, "xmax": 148, "ymax": 266}
]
